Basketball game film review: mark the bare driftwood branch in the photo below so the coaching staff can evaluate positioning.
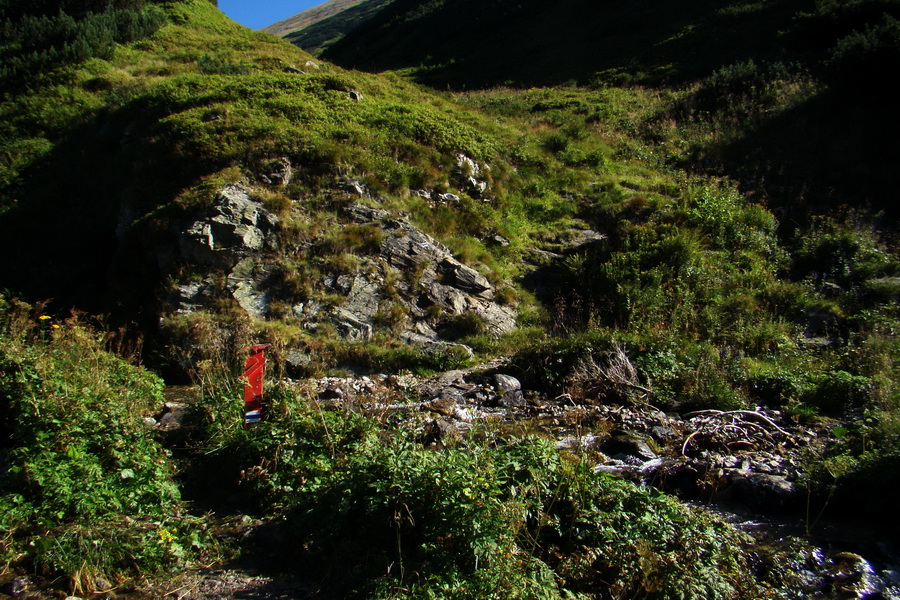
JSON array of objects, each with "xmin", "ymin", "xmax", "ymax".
[
  {"xmin": 682, "ymin": 409, "xmax": 791, "ymax": 437},
  {"xmin": 569, "ymin": 346, "xmax": 653, "ymax": 400}
]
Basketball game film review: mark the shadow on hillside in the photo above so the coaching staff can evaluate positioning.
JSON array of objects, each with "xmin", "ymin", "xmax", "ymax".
[
  {"xmin": 0, "ymin": 98, "xmax": 212, "ymax": 323},
  {"xmin": 323, "ymin": 0, "xmax": 806, "ymax": 88},
  {"xmin": 701, "ymin": 87, "xmax": 900, "ymax": 229}
]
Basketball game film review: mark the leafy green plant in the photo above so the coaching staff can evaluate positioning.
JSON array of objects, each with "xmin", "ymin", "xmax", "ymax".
[
  {"xmin": 188, "ymin": 379, "xmax": 762, "ymax": 600},
  {"xmin": 0, "ymin": 298, "xmax": 207, "ymax": 587}
]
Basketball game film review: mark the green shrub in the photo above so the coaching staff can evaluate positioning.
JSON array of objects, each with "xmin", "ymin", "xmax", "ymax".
[
  {"xmin": 0, "ymin": 299, "xmax": 204, "ymax": 586},
  {"xmin": 197, "ymin": 53, "xmax": 249, "ymax": 75},
  {"xmin": 805, "ymin": 370, "xmax": 873, "ymax": 413},
  {"xmin": 194, "ymin": 390, "xmax": 760, "ymax": 600},
  {"xmin": 691, "ymin": 60, "xmax": 796, "ymax": 115},
  {"xmin": 0, "ymin": 1, "xmax": 166, "ymax": 84}
]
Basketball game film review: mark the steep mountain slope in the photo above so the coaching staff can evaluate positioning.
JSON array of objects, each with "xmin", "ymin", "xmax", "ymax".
[
  {"xmin": 321, "ymin": 0, "xmax": 803, "ymax": 87},
  {"xmin": 320, "ymin": 0, "xmax": 900, "ymax": 221},
  {"xmin": 264, "ymin": 0, "xmax": 394, "ymax": 55},
  {"xmin": 0, "ymin": 0, "xmax": 526, "ymax": 361},
  {"xmin": 261, "ymin": 0, "xmax": 367, "ymax": 36}
]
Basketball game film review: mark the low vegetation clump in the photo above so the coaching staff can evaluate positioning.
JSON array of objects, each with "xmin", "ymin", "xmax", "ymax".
[
  {"xmin": 185, "ymin": 378, "xmax": 764, "ymax": 600},
  {"xmin": 0, "ymin": 297, "xmax": 208, "ymax": 592}
]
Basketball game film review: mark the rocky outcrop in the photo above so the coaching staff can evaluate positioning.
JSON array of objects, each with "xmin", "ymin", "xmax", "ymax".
[
  {"xmin": 169, "ymin": 184, "xmax": 280, "ymax": 318},
  {"xmin": 453, "ymin": 153, "xmax": 490, "ymax": 199},
  {"xmin": 178, "ymin": 184, "xmax": 279, "ymax": 269},
  {"xmin": 333, "ymin": 206, "xmax": 517, "ymax": 345},
  {"xmin": 167, "ymin": 187, "xmax": 516, "ymax": 354}
]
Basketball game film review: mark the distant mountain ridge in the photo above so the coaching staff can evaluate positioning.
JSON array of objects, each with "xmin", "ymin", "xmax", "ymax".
[
  {"xmin": 263, "ymin": 0, "xmax": 393, "ymax": 54},
  {"xmin": 261, "ymin": 0, "xmax": 366, "ymax": 35}
]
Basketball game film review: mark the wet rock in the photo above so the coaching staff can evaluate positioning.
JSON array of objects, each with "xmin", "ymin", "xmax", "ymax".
[
  {"xmin": 611, "ymin": 453, "xmax": 645, "ymax": 466},
  {"xmin": 157, "ymin": 403, "xmax": 187, "ymax": 431},
  {"xmin": 422, "ymin": 418, "xmax": 456, "ymax": 447},
  {"xmin": 557, "ymin": 434, "xmax": 603, "ymax": 450},
  {"xmin": 1, "ymin": 576, "xmax": 31, "ymax": 595},
  {"xmin": 657, "ymin": 461, "xmax": 704, "ymax": 498},
  {"xmin": 494, "ymin": 374, "xmax": 521, "ymax": 393},
  {"xmin": 421, "ymin": 398, "xmax": 457, "ymax": 417},
  {"xmin": 731, "ymin": 473, "xmax": 798, "ymax": 511},
  {"xmin": 650, "ymin": 425, "xmax": 676, "ymax": 441},
  {"xmin": 826, "ymin": 552, "xmax": 880, "ymax": 598},
  {"xmin": 499, "ymin": 390, "xmax": 526, "ymax": 408},
  {"xmin": 601, "ymin": 433, "xmax": 657, "ymax": 462}
]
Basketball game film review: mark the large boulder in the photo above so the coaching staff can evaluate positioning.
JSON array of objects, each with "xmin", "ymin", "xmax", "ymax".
[{"xmin": 178, "ymin": 184, "xmax": 279, "ymax": 268}]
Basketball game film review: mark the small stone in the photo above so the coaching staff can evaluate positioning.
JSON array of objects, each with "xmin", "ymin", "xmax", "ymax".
[
  {"xmin": 650, "ymin": 425, "xmax": 675, "ymax": 441},
  {"xmin": 1, "ymin": 576, "xmax": 31, "ymax": 595},
  {"xmin": 499, "ymin": 390, "xmax": 526, "ymax": 408},
  {"xmin": 95, "ymin": 576, "xmax": 113, "ymax": 591}
]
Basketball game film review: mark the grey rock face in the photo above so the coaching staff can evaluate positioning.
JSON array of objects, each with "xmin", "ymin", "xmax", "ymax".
[
  {"xmin": 170, "ymin": 185, "xmax": 280, "ymax": 318},
  {"xmin": 494, "ymin": 374, "xmax": 522, "ymax": 393},
  {"xmin": 169, "ymin": 190, "xmax": 517, "ymax": 345},
  {"xmin": 259, "ymin": 156, "xmax": 292, "ymax": 187},
  {"xmin": 227, "ymin": 258, "xmax": 272, "ymax": 318},
  {"xmin": 178, "ymin": 184, "xmax": 278, "ymax": 269},
  {"xmin": 437, "ymin": 258, "xmax": 492, "ymax": 296}
]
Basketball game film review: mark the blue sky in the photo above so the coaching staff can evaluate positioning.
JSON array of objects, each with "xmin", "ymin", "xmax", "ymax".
[{"xmin": 219, "ymin": 0, "xmax": 323, "ymax": 30}]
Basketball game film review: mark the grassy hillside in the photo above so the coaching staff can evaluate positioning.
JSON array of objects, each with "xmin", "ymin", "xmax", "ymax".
[
  {"xmin": 322, "ymin": 0, "xmax": 805, "ymax": 87},
  {"xmin": 321, "ymin": 0, "xmax": 900, "ymax": 220},
  {"xmin": 1, "ymin": 0, "xmax": 899, "ymax": 596}
]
